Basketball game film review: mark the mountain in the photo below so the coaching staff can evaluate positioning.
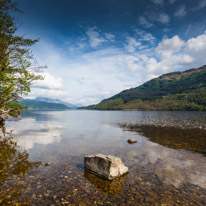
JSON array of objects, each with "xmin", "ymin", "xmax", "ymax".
[
  {"xmin": 19, "ymin": 99, "xmax": 71, "ymax": 110},
  {"xmin": 74, "ymin": 103, "xmax": 85, "ymax": 107},
  {"xmin": 34, "ymin": 97, "xmax": 76, "ymax": 108},
  {"xmin": 80, "ymin": 65, "xmax": 206, "ymax": 111}
]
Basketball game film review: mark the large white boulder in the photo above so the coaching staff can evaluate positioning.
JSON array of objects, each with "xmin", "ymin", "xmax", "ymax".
[{"xmin": 84, "ymin": 154, "xmax": 128, "ymax": 180}]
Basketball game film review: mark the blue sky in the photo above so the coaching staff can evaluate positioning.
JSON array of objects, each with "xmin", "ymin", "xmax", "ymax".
[{"xmin": 15, "ymin": 0, "xmax": 206, "ymax": 105}]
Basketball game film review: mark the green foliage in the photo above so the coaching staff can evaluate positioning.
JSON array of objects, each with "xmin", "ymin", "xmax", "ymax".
[
  {"xmin": 87, "ymin": 66, "xmax": 206, "ymax": 111},
  {"xmin": 107, "ymin": 67, "xmax": 206, "ymax": 104},
  {"xmin": 94, "ymin": 98, "xmax": 124, "ymax": 110},
  {"xmin": 78, "ymin": 105, "xmax": 96, "ymax": 110},
  {"xmin": 0, "ymin": 0, "xmax": 43, "ymax": 120}
]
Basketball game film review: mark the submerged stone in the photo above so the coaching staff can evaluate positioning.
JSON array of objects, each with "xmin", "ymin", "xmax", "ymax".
[
  {"xmin": 127, "ymin": 139, "xmax": 137, "ymax": 144},
  {"xmin": 84, "ymin": 154, "xmax": 128, "ymax": 180}
]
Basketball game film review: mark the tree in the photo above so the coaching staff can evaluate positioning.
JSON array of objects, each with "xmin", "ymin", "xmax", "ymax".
[{"xmin": 0, "ymin": 0, "xmax": 43, "ymax": 122}]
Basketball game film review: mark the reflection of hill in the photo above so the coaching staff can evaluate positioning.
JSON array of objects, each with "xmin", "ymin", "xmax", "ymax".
[
  {"xmin": 122, "ymin": 124, "xmax": 206, "ymax": 154},
  {"xmin": 84, "ymin": 170, "xmax": 127, "ymax": 195},
  {"xmin": 0, "ymin": 125, "xmax": 41, "ymax": 205}
]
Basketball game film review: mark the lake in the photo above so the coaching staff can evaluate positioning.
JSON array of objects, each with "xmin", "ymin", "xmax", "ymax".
[{"xmin": 1, "ymin": 110, "xmax": 206, "ymax": 205}]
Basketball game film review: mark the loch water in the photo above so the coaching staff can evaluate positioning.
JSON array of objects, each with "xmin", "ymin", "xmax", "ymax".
[{"xmin": 1, "ymin": 110, "xmax": 206, "ymax": 205}]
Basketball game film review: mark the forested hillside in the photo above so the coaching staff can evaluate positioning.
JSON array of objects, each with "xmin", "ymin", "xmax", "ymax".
[{"xmin": 81, "ymin": 65, "xmax": 206, "ymax": 111}]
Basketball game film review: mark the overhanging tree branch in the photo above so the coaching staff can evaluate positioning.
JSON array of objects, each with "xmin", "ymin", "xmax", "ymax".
[{"xmin": 0, "ymin": 0, "xmax": 44, "ymax": 123}]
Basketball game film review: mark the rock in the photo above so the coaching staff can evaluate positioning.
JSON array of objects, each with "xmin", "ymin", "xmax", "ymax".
[
  {"xmin": 127, "ymin": 139, "xmax": 137, "ymax": 144},
  {"xmin": 84, "ymin": 154, "xmax": 128, "ymax": 180},
  {"xmin": 45, "ymin": 162, "xmax": 50, "ymax": 167}
]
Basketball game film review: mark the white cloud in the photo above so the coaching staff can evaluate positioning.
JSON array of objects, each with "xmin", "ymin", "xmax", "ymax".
[
  {"xmin": 186, "ymin": 32, "xmax": 206, "ymax": 52},
  {"xmin": 133, "ymin": 33, "xmax": 206, "ymax": 76},
  {"xmin": 185, "ymin": 32, "xmax": 206, "ymax": 67},
  {"xmin": 126, "ymin": 56, "xmax": 144, "ymax": 71},
  {"xmin": 105, "ymin": 33, "xmax": 115, "ymax": 41},
  {"xmin": 138, "ymin": 16, "xmax": 154, "ymax": 28},
  {"xmin": 33, "ymin": 72, "xmax": 63, "ymax": 90},
  {"xmin": 86, "ymin": 27, "xmax": 107, "ymax": 48},
  {"xmin": 125, "ymin": 37, "xmax": 142, "ymax": 52},
  {"xmin": 140, "ymin": 36, "xmax": 194, "ymax": 74},
  {"xmin": 174, "ymin": 5, "xmax": 187, "ymax": 18},
  {"xmin": 28, "ymin": 88, "xmax": 67, "ymax": 100},
  {"xmin": 27, "ymin": 70, "xmax": 66, "ymax": 100},
  {"xmin": 86, "ymin": 27, "xmax": 115, "ymax": 48},
  {"xmin": 156, "ymin": 35, "xmax": 185, "ymax": 55},
  {"xmin": 124, "ymin": 34, "xmax": 201, "ymax": 76},
  {"xmin": 158, "ymin": 13, "xmax": 170, "ymax": 24},
  {"xmin": 124, "ymin": 30, "xmax": 156, "ymax": 53},
  {"xmin": 135, "ymin": 29, "xmax": 156, "ymax": 44}
]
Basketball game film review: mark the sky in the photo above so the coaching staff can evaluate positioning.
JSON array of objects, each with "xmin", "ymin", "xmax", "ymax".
[{"xmin": 14, "ymin": 0, "xmax": 206, "ymax": 106}]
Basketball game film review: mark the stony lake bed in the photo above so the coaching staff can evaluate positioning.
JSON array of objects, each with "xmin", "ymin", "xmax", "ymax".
[{"xmin": 1, "ymin": 110, "xmax": 206, "ymax": 205}]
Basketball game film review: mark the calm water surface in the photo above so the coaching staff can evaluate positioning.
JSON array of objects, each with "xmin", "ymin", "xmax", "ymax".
[{"xmin": 1, "ymin": 110, "xmax": 206, "ymax": 205}]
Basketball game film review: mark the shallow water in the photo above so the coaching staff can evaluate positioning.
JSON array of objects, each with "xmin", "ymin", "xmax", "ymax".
[{"xmin": 1, "ymin": 110, "xmax": 206, "ymax": 205}]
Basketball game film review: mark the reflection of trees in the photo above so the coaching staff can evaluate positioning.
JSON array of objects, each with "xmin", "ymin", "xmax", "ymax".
[{"xmin": 0, "ymin": 124, "xmax": 41, "ymax": 205}]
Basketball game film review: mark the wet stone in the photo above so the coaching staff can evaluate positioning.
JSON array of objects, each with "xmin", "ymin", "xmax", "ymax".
[
  {"xmin": 127, "ymin": 139, "xmax": 137, "ymax": 144},
  {"xmin": 84, "ymin": 154, "xmax": 128, "ymax": 180}
]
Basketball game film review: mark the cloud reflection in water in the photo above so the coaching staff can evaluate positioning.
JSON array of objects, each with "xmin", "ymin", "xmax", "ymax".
[{"xmin": 6, "ymin": 114, "xmax": 64, "ymax": 150}]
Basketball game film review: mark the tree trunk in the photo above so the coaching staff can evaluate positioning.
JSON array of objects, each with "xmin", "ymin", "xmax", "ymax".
[{"xmin": 0, "ymin": 108, "xmax": 21, "ymax": 123}]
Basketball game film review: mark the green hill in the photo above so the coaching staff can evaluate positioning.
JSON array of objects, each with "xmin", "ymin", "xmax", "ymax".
[
  {"xmin": 80, "ymin": 65, "xmax": 206, "ymax": 111},
  {"xmin": 19, "ymin": 99, "xmax": 71, "ymax": 110}
]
